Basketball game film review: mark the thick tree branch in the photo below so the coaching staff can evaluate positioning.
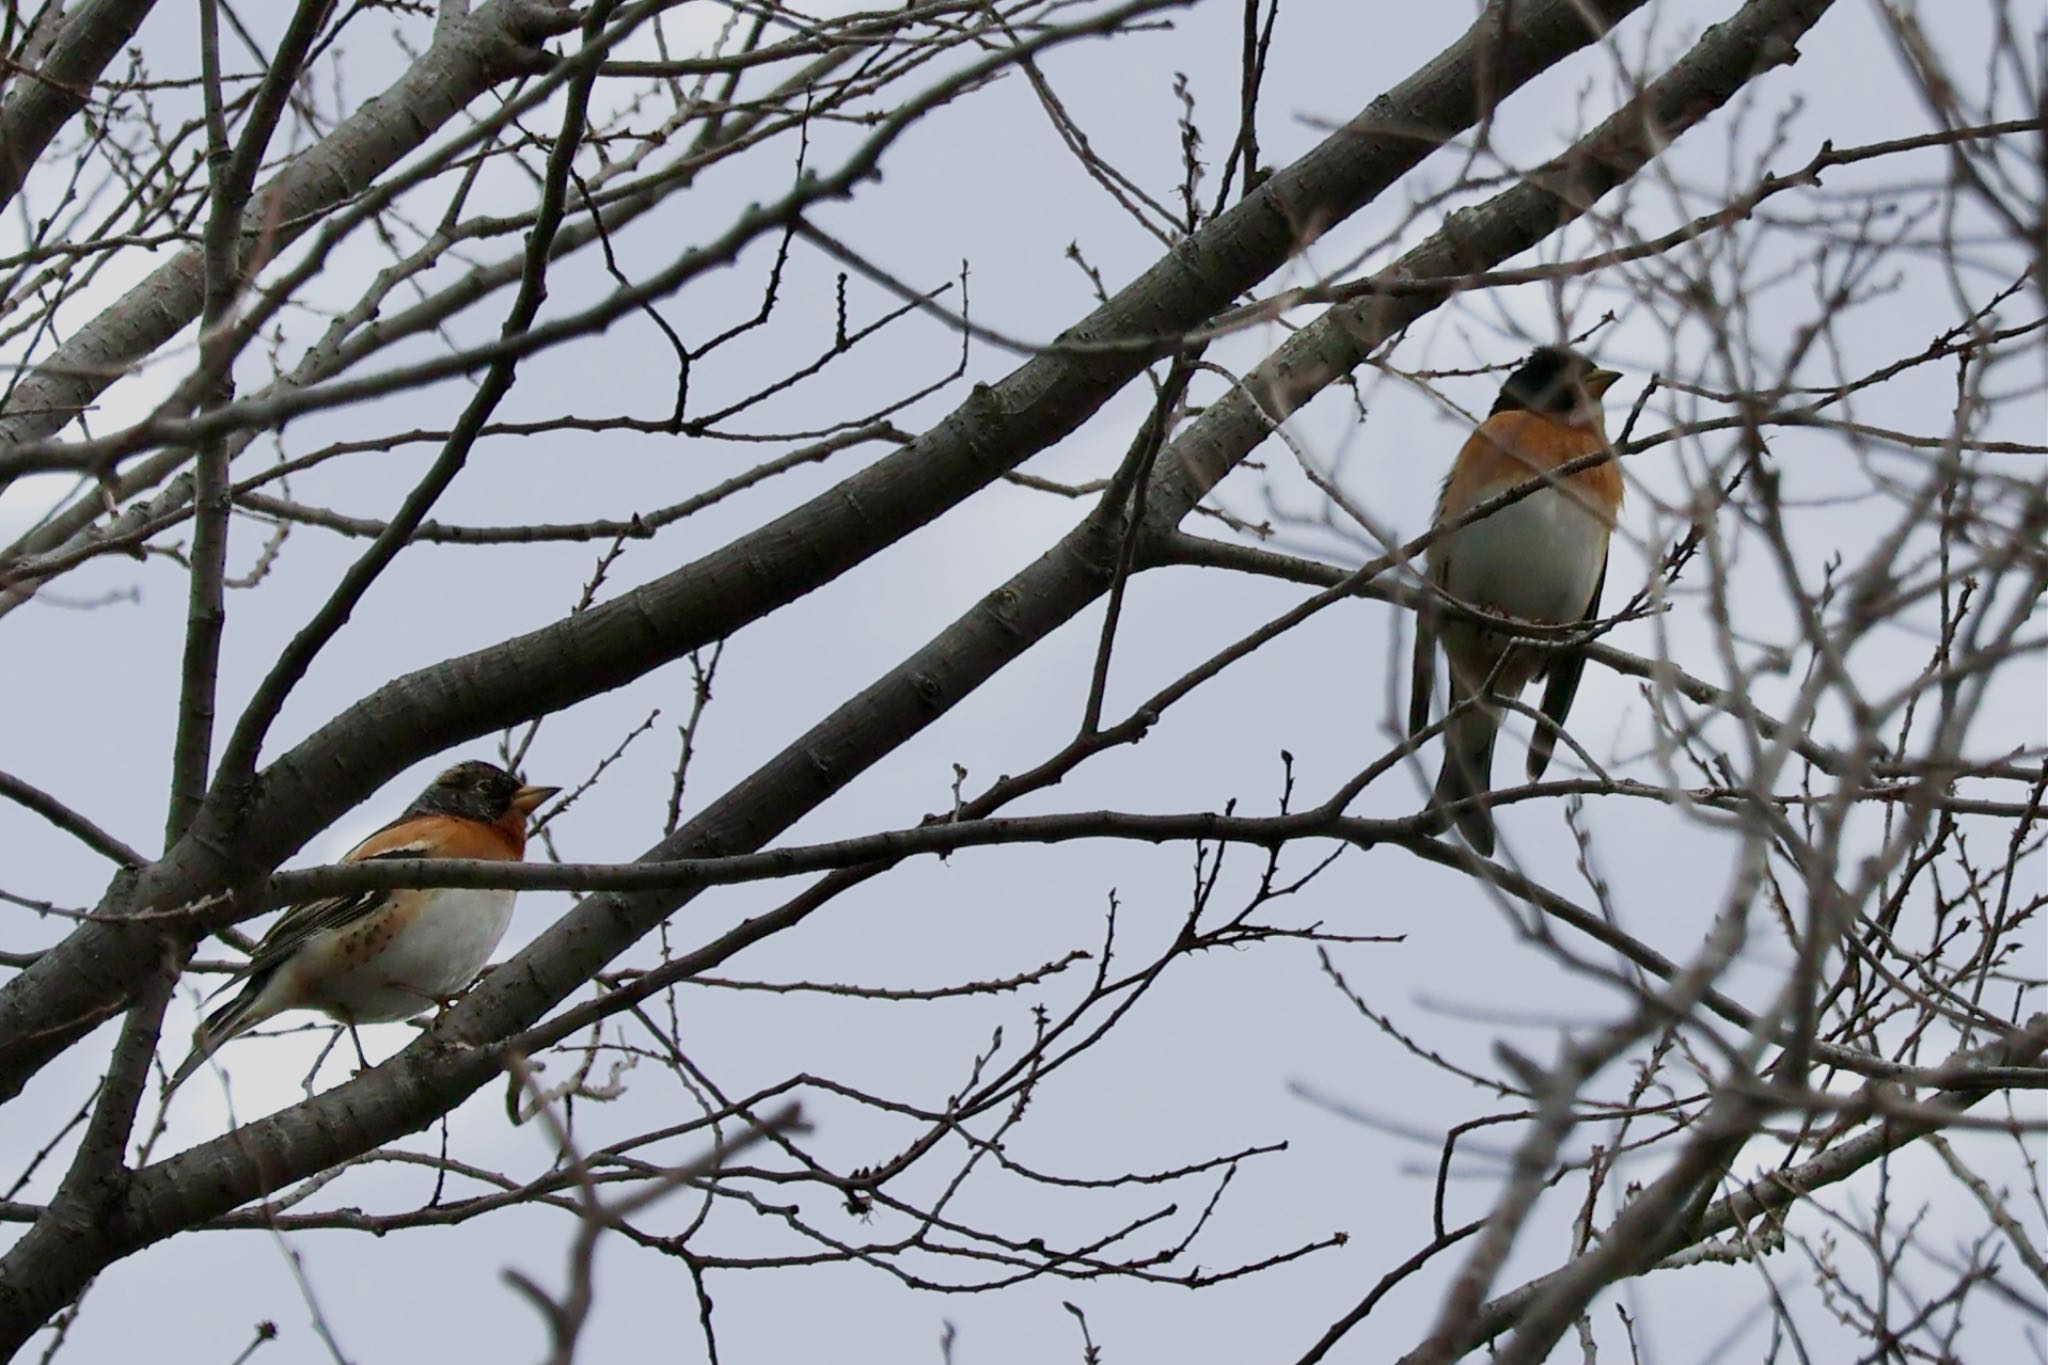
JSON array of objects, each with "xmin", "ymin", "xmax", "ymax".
[{"xmin": 0, "ymin": 0, "xmax": 159, "ymax": 217}]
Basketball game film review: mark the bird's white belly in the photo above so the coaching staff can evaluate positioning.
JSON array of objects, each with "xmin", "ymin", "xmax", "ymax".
[
  {"xmin": 1433, "ymin": 485, "xmax": 1608, "ymax": 626},
  {"xmin": 316, "ymin": 888, "xmax": 516, "ymax": 1023}
]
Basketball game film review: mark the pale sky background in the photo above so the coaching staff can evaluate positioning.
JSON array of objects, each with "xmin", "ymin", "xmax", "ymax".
[{"xmin": 1, "ymin": 1, "xmax": 2042, "ymax": 1361}]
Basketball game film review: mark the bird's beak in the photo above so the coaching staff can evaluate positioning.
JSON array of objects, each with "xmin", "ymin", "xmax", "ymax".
[
  {"xmin": 511, "ymin": 784, "xmax": 559, "ymax": 815},
  {"xmin": 1584, "ymin": 368, "xmax": 1622, "ymax": 397}
]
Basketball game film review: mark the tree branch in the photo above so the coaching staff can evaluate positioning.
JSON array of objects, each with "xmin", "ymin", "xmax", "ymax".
[{"xmin": 0, "ymin": 769, "xmax": 144, "ymax": 866}]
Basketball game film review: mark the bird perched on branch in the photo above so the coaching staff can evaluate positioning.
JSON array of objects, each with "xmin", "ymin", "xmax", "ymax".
[
  {"xmin": 169, "ymin": 760, "xmax": 558, "ymax": 1091},
  {"xmin": 1410, "ymin": 347, "xmax": 1622, "ymax": 856}
]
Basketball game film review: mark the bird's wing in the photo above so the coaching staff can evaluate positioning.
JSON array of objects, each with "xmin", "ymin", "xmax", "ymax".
[
  {"xmin": 1411, "ymin": 466, "xmax": 1469, "ymax": 739},
  {"xmin": 230, "ymin": 840, "xmax": 434, "ymax": 985},
  {"xmin": 226, "ymin": 811, "xmax": 524, "ymax": 987},
  {"xmin": 1409, "ymin": 590, "xmax": 1438, "ymax": 738},
  {"xmin": 1527, "ymin": 548, "xmax": 1607, "ymax": 781}
]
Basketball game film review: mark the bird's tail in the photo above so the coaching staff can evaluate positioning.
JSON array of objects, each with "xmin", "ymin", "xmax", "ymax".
[
  {"xmin": 166, "ymin": 981, "xmax": 266, "ymax": 1094},
  {"xmin": 1431, "ymin": 691, "xmax": 1500, "ymax": 857}
]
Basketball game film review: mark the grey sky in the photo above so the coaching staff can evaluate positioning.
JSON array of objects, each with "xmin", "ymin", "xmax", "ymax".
[{"xmin": 1, "ymin": 0, "xmax": 2041, "ymax": 1361}]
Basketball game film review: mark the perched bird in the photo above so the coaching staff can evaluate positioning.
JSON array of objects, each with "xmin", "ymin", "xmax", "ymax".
[
  {"xmin": 1409, "ymin": 347, "xmax": 1622, "ymax": 855},
  {"xmin": 169, "ymin": 760, "xmax": 557, "ymax": 1091}
]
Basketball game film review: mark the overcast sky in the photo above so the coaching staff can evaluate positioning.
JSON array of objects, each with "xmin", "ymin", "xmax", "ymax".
[{"xmin": 2, "ymin": 1, "xmax": 2042, "ymax": 1361}]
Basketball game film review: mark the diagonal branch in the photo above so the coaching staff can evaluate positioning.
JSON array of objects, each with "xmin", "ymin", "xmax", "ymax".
[
  {"xmin": 0, "ymin": 768, "xmax": 143, "ymax": 866},
  {"xmin": 0, "ymin": 0, "xmax": 159, "ymax": 217}
]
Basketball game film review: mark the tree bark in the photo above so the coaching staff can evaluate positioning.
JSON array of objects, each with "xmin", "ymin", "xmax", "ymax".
[{"xmin": 0, "ymin": 0, "xmax": 160, "ymax": 216}]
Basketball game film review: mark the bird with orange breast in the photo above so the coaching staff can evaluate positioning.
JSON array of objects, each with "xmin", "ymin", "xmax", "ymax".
[
  {"xmin": 1410, "ymin": 347, "xmax": 1623, "ymax": 856},
  {"xmin": 169, "ymin": 760, "xmax": 557, "ymax": 1091}
]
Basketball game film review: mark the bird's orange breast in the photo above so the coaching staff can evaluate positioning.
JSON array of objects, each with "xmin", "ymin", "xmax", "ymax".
[{"xmin": 1439, "ymin": 410, "xmax": 1622, "ymax": 526}]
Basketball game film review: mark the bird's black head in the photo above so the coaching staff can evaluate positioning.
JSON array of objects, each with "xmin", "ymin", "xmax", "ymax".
[
  {"xmin": 1490, "ymin": 346, "xmax": 1620, "ymax": 418},
  {"xmin": 406, "ymin": 760, "xmax": 556, "ymax": 823}
]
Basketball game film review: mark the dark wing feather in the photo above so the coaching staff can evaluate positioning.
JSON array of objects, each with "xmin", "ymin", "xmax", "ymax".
[
  {"xmin": 1411, "ymin": 477, "xmax": 1455, "ymax": 739},
  {"xmin": 1409, "ymin": 594, "xmax": 1438, "ymax": 738},
  {"xmin": 1527, "ymin": 549, "xmax": 1607, "ymax": 781}
]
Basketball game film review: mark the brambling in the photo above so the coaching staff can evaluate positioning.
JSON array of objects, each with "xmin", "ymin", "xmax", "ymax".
[
  {"xmin": 1409, "ymin": 347, "xmax": 1622, "ymax": 855},
  {"xmin": 169, "ymin": 760, "xmax": 557, "ymax": 1090}
]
